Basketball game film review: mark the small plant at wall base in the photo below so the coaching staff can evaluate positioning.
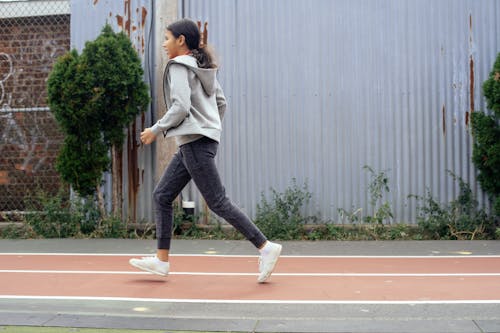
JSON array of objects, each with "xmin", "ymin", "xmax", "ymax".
[
  {"xmin": 24, "ymin": 188, "xmax": 90, "ymax": 238},
  {"xmin": 11, "ymin": 188, "xmax": 132, "ymax": 239},
  {"xmin": 336, "ymin": 166, "xmax": 393, "ymax": 239},
  {"xmin": 363, "ymin": 166, "xmax": 393, "ymax": 225},
  {"xmin": 411, "ymin": 171, "xmax": 496, "ymax": 240},
  {"xmin": 337, "ymin": 207, "xmax": 363, "ymax": 225},
  {"xmin": 47, "ymin": 24, "xmax": 150, "ymax": 219},
  {"xmin": 172, "ymin": 201, "xmax": 204, "ymax": 238},
  {"xmin": 254, "ymin": 179, "xmax": 314, "ymax": 240},
  {"xmin": 471, "ymin": 52, "xmax": 500, "ymax": 221}
]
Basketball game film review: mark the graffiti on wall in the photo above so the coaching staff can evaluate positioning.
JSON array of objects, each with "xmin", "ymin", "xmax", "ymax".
[
  {"xmin": 2, "ymin": 35, "xmax": 68, "ymax": 108},
  {"xmin": 0, "ymin": 17, "xmax": 69, "ymax": 207},
  {"xmin": 0, "ymin": 52, "xmax": 13, "ymax": 108},
  {"xmin": 0, "ymin": 111, "xmax": 60, "ymax": 174}
]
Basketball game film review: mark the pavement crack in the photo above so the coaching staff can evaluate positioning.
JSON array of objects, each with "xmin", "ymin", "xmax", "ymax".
[
  {"xmin": 472, "ymin": 319, "xmax": 484, "ymax": 333},
  {"xmin": 40, "ymin": 313, "xmax": 58, "ymax": 326},
  {"xmin": 252, "ymin": 319, "xmax": 260, "ymax": 333}
]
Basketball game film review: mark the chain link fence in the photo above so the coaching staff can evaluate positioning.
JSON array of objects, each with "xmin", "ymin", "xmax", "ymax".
[{"xmin": 0, "ymin": 0, "xmax": 70, "ymax": 217}]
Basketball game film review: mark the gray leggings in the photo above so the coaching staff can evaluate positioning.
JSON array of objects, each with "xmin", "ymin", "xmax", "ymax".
[{"xmin": 153, "ymin": 136, "xmax": 267, "ymax": 250}]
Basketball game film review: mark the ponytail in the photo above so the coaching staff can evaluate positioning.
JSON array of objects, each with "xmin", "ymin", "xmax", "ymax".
[{"xmin": 192, "ymin": 46, "xmax": 216, "ymax": 69}]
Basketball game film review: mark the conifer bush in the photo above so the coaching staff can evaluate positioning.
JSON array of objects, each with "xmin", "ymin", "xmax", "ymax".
[
  {"xmin": 471, "ymin": 53, "xmax": 500, "ymax": 218},
  {"xmin": 48, "ymin": 24, "xmax": 150, "ymax": 199}
]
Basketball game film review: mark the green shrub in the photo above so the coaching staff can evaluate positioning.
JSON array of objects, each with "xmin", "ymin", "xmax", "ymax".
[
  {"xmin": 412, "ymin": 171, "xmax": 496, "ymax": 240},
  {"xmin": 471, "ymin": 52, "xmax": 500, "ymax": 218},
  {"xmin": 81, "ymin": 25, "xmax": 151, "ymax": 148},
  {"xmin": 482, "ymin": 53, "xmax": 500, "ymax": 115},
  {"xmin": 47, "ymin": 24, "xmax": 150, "ymax": 199},
  {"xmin": 471, "ymin": 111, "xmax": 500, "ymax": 217},
  {"xmin": 254, "ymin": 179, "xmax": 314, "ymax": 240}
]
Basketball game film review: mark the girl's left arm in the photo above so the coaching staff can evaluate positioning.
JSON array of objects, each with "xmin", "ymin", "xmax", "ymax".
[{"xmin": 215, "ymin": 79, "xmax": 226, "ymax": 121}]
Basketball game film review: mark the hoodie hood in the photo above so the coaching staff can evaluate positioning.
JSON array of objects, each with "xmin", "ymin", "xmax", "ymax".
[{"xmin": 165, "ymin": 55, "xmax": 217, "ymax": 96}]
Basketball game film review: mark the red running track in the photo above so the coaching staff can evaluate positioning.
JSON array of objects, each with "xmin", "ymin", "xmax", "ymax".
[{"xmin": 1, "ymin": 254, "xmax": 499, "ymax": 302}]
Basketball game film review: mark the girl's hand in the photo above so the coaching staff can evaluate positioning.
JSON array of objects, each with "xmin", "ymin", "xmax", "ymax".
[{"xmin": 140, "ymin": 128, "xmax": 156, "ymax": 145}]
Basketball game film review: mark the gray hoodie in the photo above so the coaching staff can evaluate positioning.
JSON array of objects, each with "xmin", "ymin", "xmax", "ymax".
[{"xmin": 151, "ymin": 55, "xmax": 226, "ymax": 146}]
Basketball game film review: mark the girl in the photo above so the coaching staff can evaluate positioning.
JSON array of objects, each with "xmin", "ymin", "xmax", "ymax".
[{"xmin": 129, "ymin": 19, "xmax": 282, "ymax": 283}]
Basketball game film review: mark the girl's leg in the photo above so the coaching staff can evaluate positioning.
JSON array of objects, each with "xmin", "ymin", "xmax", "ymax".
[
  {"xmin": 153, "ymin": 150, "xmax": 192, "ymax": 260},
  {"xmin": 129, "ymin": 150, "xmax": 191, "ymax": 276},
  {"xmin": 180, "ymin": 138, "xmax": 267, "ymax": 248}
]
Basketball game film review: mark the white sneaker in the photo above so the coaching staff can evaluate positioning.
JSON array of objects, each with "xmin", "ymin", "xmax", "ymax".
[
  {"xmin": 258, "ymin": 242, "xmax": 282, "ymax": 283},
  {"xmin": 129, "ymin": 256, "xmax": 169, "ymax": 276}
]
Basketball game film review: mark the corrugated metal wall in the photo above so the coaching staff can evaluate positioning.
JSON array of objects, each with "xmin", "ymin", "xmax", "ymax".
[
  {"xmin": 182, "ymin": 0, "xmax": 500, "ymax": 223},
  {"xmin": 68, "ymin": 0, "xmax": 499, "ymax": 224},
  {"xmin": 71, "ymin": 0, "xmax": 155, "ymax": 222}
]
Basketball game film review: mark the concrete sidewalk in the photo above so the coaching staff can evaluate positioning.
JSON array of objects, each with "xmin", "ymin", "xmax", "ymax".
[{"xmin": 0, "ymin": 239, "xmax": 499, "ymax": 333}]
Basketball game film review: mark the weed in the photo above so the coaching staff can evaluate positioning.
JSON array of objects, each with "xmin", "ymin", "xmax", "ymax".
[
  {"xmin": 363, "ymin": 166, "xmax": 393, "ymax": 225},
  {"xmin": 411, "ymin": 171, "xmax": 496, "ymax": 240},
  {"xmin": 337, "ymin": 207, "xmax": 363, "ymax": 224},
  {"xmin": 91, "ymin": 215, "xmax": 127, "ymax": 238},
  {"xmin": 254, "ymin": 179, "xmax": 314, "ymax": 240},
  {"xmin": 21, "ymin": 188, "xmax": 128, "ymax": 239},
  {"xmin": 171, "ymin": 201, "xmax": 205, "ymax": 237},
  {"xmin": 24, "ymin": 188, "xmax": 81, "ymax": 238},
  {"xmin": 0, "ymin": 223, "xmax": 36, "ymax": 239}
]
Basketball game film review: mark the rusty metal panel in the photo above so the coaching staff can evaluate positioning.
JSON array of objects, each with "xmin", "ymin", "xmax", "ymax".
[
  {"xmin": 181, "ymin": 0, "xmax": 499, "ymax": 223},
  {"xmin": 70, "ymin": 0, "xmax": 155, "ymax": 223}
]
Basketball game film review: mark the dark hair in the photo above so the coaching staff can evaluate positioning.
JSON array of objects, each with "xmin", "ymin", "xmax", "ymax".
[{"xmin": 167, "ymin": 18, "xmax": 216, "ymax": 69}]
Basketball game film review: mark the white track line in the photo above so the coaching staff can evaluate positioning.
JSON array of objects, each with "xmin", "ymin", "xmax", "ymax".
[
  {"xmin": 1, "ymin": 253, "xmax": 500, "ymax": 258},
  {"xmin": 1, "ymin": 270, "xmax": 500, "ymax": 277},
  {"xmin": 0, "ymin": 295, "xmax": 499, "ymax": 305}
]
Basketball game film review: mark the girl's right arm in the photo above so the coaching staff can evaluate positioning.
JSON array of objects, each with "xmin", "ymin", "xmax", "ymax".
[{"xmin": 151, "ymin": 64, "xmax": 192, "ymax": 136}]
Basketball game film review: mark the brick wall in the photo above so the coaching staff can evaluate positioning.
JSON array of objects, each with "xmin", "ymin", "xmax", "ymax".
[{"xmin": 0, "ymin": 15, "xmax": 70, "ymax": 211}]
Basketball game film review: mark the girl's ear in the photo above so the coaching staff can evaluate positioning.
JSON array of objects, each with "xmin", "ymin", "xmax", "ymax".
[{"xmin": 177, "ymin": 35, "xmax": 186, "ymax": 46}]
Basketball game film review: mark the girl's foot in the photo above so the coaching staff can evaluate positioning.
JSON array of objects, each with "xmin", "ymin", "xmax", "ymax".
[
  {"xmin": 129, "ymin": 256, "xmax": 170, "ymax": 276},
  {"xmin": 258, "ymin": 242, "xmax": 282, "ymax": 283}
]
